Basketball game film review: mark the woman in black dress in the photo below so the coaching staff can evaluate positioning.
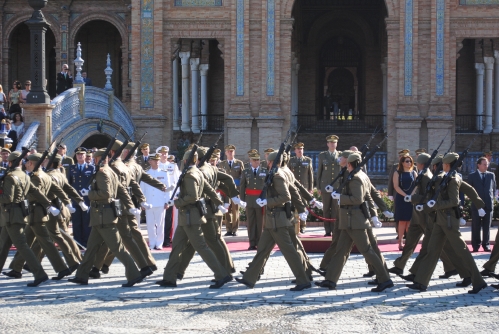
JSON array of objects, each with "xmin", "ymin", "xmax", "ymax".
[{"xmin": 393, "ymin": 155, "xmax": 417, "ymax": 250}]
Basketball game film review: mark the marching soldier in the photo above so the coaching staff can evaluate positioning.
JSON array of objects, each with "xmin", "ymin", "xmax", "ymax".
[
  {"xmin": 316, "ymin": 153, "xmax": 393, "ymax": 292},
  {"xmin": 68, "ymin": 148, "xmax": 143, "ymax": 287},
  {"xmin": 288, "ymin": 142, "xmax": 314, "ymax": 233},
  {"xmin": 317, "ymin": 135, "xmax": 342, "ymax": 236},
  {"xmin": 0, "ymin": 151, "xmax": 58, "ymax": 287},
  {"xmin": 156, "ymin": 149, "xmax": 232, "ymax": 289},
  {"xmin": 218, "ymin": 144, "xmax": 244, "ymax": 236},
  {"xmin": 236, "ymin": 151, "xmax": 312, "ymax": 291},
  {"xmin": 68, "ymin": 147, "xmax": 95, "ymax": 247},
  {"xmin": 240, "ymin": 152, "xmax": 267, "ymax": 250},
  {"xmin": 407, "ymin": 152, "xmax": 487, "ymax": 293}
]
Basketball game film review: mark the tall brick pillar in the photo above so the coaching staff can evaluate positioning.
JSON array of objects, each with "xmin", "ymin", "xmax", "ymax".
[{"xmin": 23, "ymin": 103, "xmax": 55, "ymax": 151}]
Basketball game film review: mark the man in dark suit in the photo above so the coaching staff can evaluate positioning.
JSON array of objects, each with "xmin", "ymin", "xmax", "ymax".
[
  {"xmin": 468, "ymin": 156, "xmax": 496, "ymax": 252},
  {"xmin": 82, "ymin": 72, "xmax": 92, "ymax": 86},
  {"xmin": 56, "ymin": 64, "xmax": 73, "ymax": 95},
  {"xmin": 68, "ymin": 147, "xmax": 95, "ymax": 247},
  {"xmin": 5, "ymin": 120, "xmax": 18, "ymax": 150}
]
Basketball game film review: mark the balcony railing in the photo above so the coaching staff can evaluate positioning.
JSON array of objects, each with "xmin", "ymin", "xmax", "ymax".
[
  {"xmin": 297, "ymin": 151, "xmax": 388, "ymax": 175},
  {"xmin": 200, "ymin": 114, "xmax": 224, "ymax": 132},
  {"xmin": 456, "ymin": 114, "xmax": 483, "ymax": 133},
  {"xmin": 294, "ymin": 114, "xmax": 385, "ymax": 133}
]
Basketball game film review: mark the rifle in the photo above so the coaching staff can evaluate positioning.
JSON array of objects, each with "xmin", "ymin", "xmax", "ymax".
[
  {"xmin": 195, "ymin": 131, "xmax": 203, "ymax": 145},
  {"xmin": 32, "ymin": 137, "xmax": 58, "ymax": 174},
  {"xmin": 285, "ymin": 126, "xmax": 301, "ymax": 155},
  {"xmin": 96, "ymin": 127, "xmax": 121, "ymax": 172},
  {"xmin": 429, "ymin": 135, "xmax": 478, "ymax": 203},
  {"xmin": 335, "ymin": 134, "xmax": 390, "ymax": 194},
  {"xmin": 324, "ymin": 166, "xmax": 347, "ymax": 193},
  {"xmin": 44, "ymin": 137, "xmax": 64, "ymax": 171},
  {"xmin": 123, "ymin": 132, "xmax": 147, "ymax": 163},
  {"xmin": 359, "ymin": 126, "xmax": 381, "ymax": 159},
  {"xmin": 258, "ymin": 128, "xmax": 293, "ymax": 201},
  {"xmin": 412, "ymin": 131, "xmax": 449, "ymax": 190},
  {"xmin": 170, "ymin": 144, "xmax": 199, "ymax": 201},
  {"xmin": 198, "ymin": 130, "xmax": 224, "ymax": 166}
]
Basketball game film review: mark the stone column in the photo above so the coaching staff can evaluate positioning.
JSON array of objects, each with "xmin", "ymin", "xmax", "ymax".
[
  {"xmin": 494, "ymin": 51, "xmax": 499, "ymax": 132},
  {"xmin": 179, "ymin": 52, "xmax": 191, "ymax": 132},
  {"xmin": 381, "ymin": 58, "xmax": 388, "ymax": 130},
  {"xmin": 172, "ymin": 56, "xmax": 180, "ymax": 130},
  {"xmin": 290, "ymin": 56, "xmax": 299, "ymax": 128},
  {"xmin": 199, "ymin": 64, "xmax": 209, "ymax": 131},
  {"xmin": 190, "ymin": 58, "xmax": 200, "ymax": 133},
  {"xmin": 484, "ymin": 57, "xmax": 494, "ymax": 133},
  {"xmin": 475, "ymin": 63, "xmax": 485, "ymax": 131}
]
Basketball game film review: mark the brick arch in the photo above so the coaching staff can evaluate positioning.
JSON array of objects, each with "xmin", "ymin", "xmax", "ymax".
[
  {"xmin": 282, "ymin": 0, "xmax": 395, "ymax": 19},
  {"xmin": 3, "ymin": 13, "xmax": 61, "ymax": 48},
  {"xmin": 69, "ymin": 12, "xmax": 127, "ymax": 48}
]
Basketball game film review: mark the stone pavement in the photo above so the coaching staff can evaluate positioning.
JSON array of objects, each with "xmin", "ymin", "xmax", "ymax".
[{"xmin": 1, "ymin": 246, "xmax": 499, "ymax": 333}]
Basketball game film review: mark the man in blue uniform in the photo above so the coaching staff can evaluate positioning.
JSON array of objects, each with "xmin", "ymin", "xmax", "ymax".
[{"xmin": 68, "ymin": 147, "xmax": 95, "ymax": 247}]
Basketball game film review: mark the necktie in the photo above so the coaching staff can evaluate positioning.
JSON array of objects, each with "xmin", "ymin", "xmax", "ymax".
[
  {"xmin": 229, "ymin": 161, "xmax": 232, "ymax": 168},
  {"xmin": 80, "ymin": 165, "xmax": 83, "ymax": 172},
  {"xmin": 481, "ymin": 173, "xmax": 485, "ymax": 183},
  {"xmin": 253, "ymin": 168, "xmax": 257, "ymax": 176}
]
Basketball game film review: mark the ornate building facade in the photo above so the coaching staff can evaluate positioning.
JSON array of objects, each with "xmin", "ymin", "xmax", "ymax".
[{"xmin": 2, "ymin": 0, "xmax": 499, "ymax": 166}]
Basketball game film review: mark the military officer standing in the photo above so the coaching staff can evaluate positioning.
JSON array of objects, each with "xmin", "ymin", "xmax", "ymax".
[
  {"xmin": 0, "ymin": 151, "xmax": 57, "ymax": 287},
  {"xmin": 316, "ymin": 153, "xmax": 393, "ymax": 292},
  {"xmin": 68, "ymin": 148, "xmax": 143, "ymax": 287},
  {"xmin": 288, "ymin": 142, "xmax": 314, "ymax": 233},
  {"xmin": 260, "ymin": 148, "xmax": 274, "ymax": 170},
  {"xmin": 136, "ymin": 143, "xmax": 151, "ymax": 171},
  {"xmin": 240, "ymin": 153, "xmax": 267, "ymax": 250},
  {"xmin": 317, "ymin": 135, "xmax": 342, "ymax": 236},
  {"xmin": 218, "ymin": 145, "xmax": 244, "ymax": 236},
  {"xmin": 57, "ymin": 144, "xmax": 74, "ymax": 174},
  {"xmin": 68, "ymin": 147, "xmax": 95, "ymax": 247},
  {"xmin": 244, "ymin": 149, "xmax": 259, "ymax": 170}
]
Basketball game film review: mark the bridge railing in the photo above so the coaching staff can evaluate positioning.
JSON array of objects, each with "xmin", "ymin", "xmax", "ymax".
[{"xmin": 51, "ymin": 88, "xmax": 81, "ymax": 139}]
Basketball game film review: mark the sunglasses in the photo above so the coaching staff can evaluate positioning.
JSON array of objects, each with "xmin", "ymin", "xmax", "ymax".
[{"xmin": 404, "ymin": 160, "xmax": 412, "ymax": 163}]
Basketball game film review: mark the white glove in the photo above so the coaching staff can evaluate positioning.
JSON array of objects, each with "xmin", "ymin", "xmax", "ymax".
[
  {"xmin": 231, "ymin": 196, "xmax": 241, "ymax": 205},
  {"xmin": 218, "ymin": 205, "xmax": 228, "ymax": 214},
  {"xmin": 167, "ymin": 199, "xmax": 175, "ymax": 207},
  {"xmin": 404, "ymin": 195, "xmax": 411, "ymax": 202},
  {"xmin": 325, "ymin": 185, "xmax": 334, "ymax": 193},
  {"xmin": 165, "ymin": 185, "xmax": 175, "ymax": 192},
  {"xmin": 239, "ymin": 200, "xmax": 247, "ymax": 209},
  {"xmin": 478, "ymin": 208, "xmax": 486, "ymax": 217},
  {"xmin": 48, "ymin": 206, "xmax": 60, "ymax": 216},
  {"xmin": 383, "ymin": 211, "xmax": 394, "ymax": 219},
  {"xmin": 256, "ymin": 199, "xmax": 267, "ymax": 207},
  {"xmin": 310, "ymin": 199, "xmax": 323, "ymax": 210},
  {"xmin": 79, "ymin": 201, "xmax": 89, "ymax": 211},
  {"xmin": 298, "ymin": 212, "xmax": 308, "ymax": 221},
  {"xmin": 416, "ymin": 205, "xmax": 424, "ymax": 212},
  {"xmin": 223, "ymin": 203, "xmax": 230, "ymax": 210},
  {"xmin": 388, "ymin": 196, "xmax": 394, "ymax": 201},
  {"xmin": 459, "ymin": 218, "xmax": 466, "ymax": 226},
  {"xmin": 427, "ymin": 200, "xmax": 436, "ymax": 208},
  {"xmin": 80, "ymin": 188, "xmax": 89, "ymax": 196},
  {"xmin": 141, "ymin": 202, "xmax": 153, "ymax": 210},
  {"xmin": 66, "ymin": 204, "xmax": 76, "ymax": 214},
  {"xmin": 129, "ymin": 208, "xmax": 141, "ymax": 215},
  {"xmin": 372, "ymin": 216, "xmax": 382, "ymax": 228},
  {"xmin": 331, "ymin": 192, "xmax": 340, "ymax": 200}
]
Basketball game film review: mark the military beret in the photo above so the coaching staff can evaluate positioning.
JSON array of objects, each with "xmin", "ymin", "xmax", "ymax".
[
  {"xmin": 415, "ymin": 148, "xmax": 426, "ymax": 154},
  {"xmin": 483, "ymin": 151, "xmax": 493, "ymax": 156},
  {"xmin": 293, "ymin": 142, "xmax": 305, "ymax": 149},
  {"xmin": 125, "ymin": 142, "xmax": 135, "ymax": 150},
  {"xmin": 442, "ymin": 152, "xmax": 459, "ymax": 164},
  {"xmin": 7, "ymin": 151, "xmax": 21, "ymax": 161},
  {"xmin": 431, "ymin": 154, "xmax": 443, "ymax": 165},
  {"xmin": 58, "ymin": 144, "xmax": 67, "ymax": 149},
  {"xmin": 326, "ymin": 135, "xmax": 339, "ymax": 142},
  {"xmin": 183, "ymin": 149, "xmax": 198, "ymax": 161},
  {"xmin": 111, "ymin": 140, "xmax": 123, "ymax": 151},
  {"xmin": 347, "ymin": 152, "xmax": 362, "ymax": 163},
  {"xmin": 140, "ymin": 143, "xmax": 149, "ymax": 149},
  {"xmin": 398, "ymin": 149, "xmax": 410, "ymax": 156},
  {"xmin": 340, "ymin": 150, "xmax": 353, "ymax": 158},
  {"xmin": 156, "ymin": 146, "xmax": 169, "ymax": 153},
  {"xmin": 249, "ymin": 153, "xmax": 261, "ymax": 160},
  {"xmin": 196, "ymin": 146, "xmax": 208, "ymax": 160},
  {"xmin": 264, "ymin": 148, "xmax": 275, "ymax": 153},
  {"xmin": 1, "ymin": 147, "xmax": 11, "ymax": 154},
  {"xmin": 267, "ymin": 151, "xmax": 281, "ymax": 163},
  {"xmin": 225, "ymin": 144, "xmax": 236, "ymax": 151},
  {"xmin": 75, "ymin": 147, "xmax": 87, "ymax": 154},
  {"xmin": 93, "ymin": 148, "xmax": 108, "ymax": 158},
  {"xmin": 27, "ymin": 153, "xmax": 43, "ymax": 162},
  {"xmin": 416, "ymin": 153, "xmax": 431, "ymax": 165},
  {"xmin": 149, "ymin": 153, "xmax": 161, "ymax": 160}
]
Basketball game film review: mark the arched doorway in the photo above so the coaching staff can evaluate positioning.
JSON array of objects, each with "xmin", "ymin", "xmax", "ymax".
[
  {"xmin": 9, "ymin": 23, "xmax": 57, "ymax": 98},
  {"xmin": 74, "ymin": 20, "xmax": 123, "ymax": 98},
  {"xmin": 80, "ymin": 134, "xmax": 111, "ymax": 150}
]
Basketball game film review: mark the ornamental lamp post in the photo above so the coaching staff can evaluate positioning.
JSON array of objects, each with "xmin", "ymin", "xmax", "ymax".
[
  {"xmin": 74, "ymin": 42, "xmax": 85, "ymax": 84},
  {"xmin": 26, "ymin": 0, "xmax": 51, "ymax": 104}
]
